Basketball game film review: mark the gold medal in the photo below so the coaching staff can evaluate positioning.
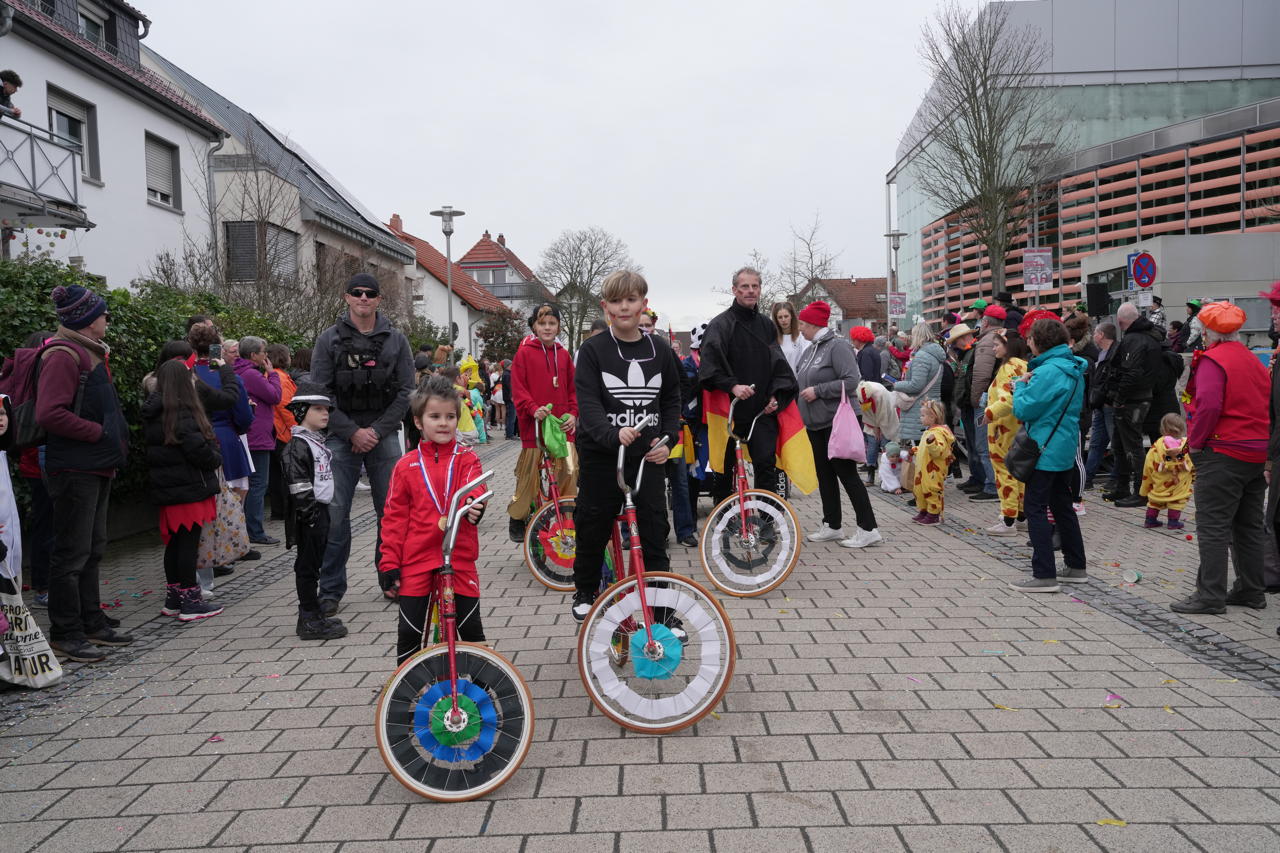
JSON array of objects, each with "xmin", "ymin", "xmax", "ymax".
[{"xmin": 438, "ymin": 517, "xmax": 448, "ymax": 531}]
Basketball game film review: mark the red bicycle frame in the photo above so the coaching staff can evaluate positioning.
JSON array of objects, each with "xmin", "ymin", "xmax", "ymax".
[
  {"xmin": 604, "ymin": 430, "xmax": 669, "ymax": 662},
  {"xmin": 534, "ymin": 412, "xmax": 569, "ymax": 530},
  {"xmin": 430, "ymin": 471, "xmax": 494, "ymax": 727},
  {"xmin": 726, "ymin": 394, "xmax": 766, "ymax": 540}
]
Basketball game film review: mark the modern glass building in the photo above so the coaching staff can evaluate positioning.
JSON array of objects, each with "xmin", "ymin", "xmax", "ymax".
[{"xmin": 886, "ymin": 0, "xmax": 1280, "ymax": 319}]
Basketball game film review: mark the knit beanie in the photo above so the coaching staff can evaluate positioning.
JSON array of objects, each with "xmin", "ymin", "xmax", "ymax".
[
  {"xmin": 52, "ymin": 284, "xmax": 107, "ymax": 330},
  {"xmin": 798, "ymin": 300, "xmax": 830, "ymax": 326}
]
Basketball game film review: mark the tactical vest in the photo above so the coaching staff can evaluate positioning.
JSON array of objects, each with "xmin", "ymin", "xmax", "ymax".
[{"xmin": 333, "ymin": 325, "xmax": 397, "ymax": 414}]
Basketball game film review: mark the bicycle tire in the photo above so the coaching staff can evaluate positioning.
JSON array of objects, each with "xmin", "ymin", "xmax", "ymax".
[
  {"xmin": 524, "ymin": 498, "xmax": 577, "ymax": 591},
  {"xmin": 699, "ymin": 489, "xmax": 801, "ymax": 597},
  {"xmin": 577, "ymin": 571, "xmax": 735, "ymax": 734},
  {"xmin": 376, "ymin": 642, "xmax": 535, "ymax": 802}
]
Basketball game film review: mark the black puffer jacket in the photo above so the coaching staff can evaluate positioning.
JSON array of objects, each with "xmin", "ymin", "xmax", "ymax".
[
  {"xmin": 142, "ymin": 394, "xmax": 222, "ymax": 507},
  {"xmin": 1108, "ymin": 317, "xmax": 1163, "ymax": 406}
]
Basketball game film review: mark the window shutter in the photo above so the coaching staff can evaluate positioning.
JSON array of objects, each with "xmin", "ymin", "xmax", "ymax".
[
  {"xmin": 145, "ymin": 137, "xmax": 174, "ymax": 199},
  {"xmin": 266, "ymin": 224, "xmax": 298, "ymax": 279},
  {"xmin": 225, "ymin": 222, "xmax": 257, "ymax": 281},
  {"xmin": 47, "ymin": 91, "xmax": 88, "ymax": 125}
]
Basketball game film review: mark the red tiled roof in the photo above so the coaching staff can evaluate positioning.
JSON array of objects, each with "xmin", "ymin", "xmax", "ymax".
[
  {"xmin": 11, "ymin": 3, "xmax": 221, "ymax": 134},
  {"xmin": 387, "ymin": 216, "xmax": 511, "ymax": 315},
  {"xmin": 794, "ymin": 277, "xmax": 888, "ymax": 321},
  {"xmin": 459, "ymin": 230, "xmax": 539, "ymax": 284}
]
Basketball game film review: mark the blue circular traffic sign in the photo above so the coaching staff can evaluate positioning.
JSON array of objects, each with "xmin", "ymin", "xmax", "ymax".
[{"xmin": 1132, "ymin": 252, "xmax": 1157, "ymax": 288}]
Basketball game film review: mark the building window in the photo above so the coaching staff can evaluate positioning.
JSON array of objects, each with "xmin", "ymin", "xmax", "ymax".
[
  {"xmin": 77, "ymin": 4, "xmax": 107, "ymax": 47},
  {"xmin": 144, "ymin": 133, "xmax": 179, "ymax": 208},
  {"xmin": 47, "ymin": 87, "xmax": 100, "ymax": 179},
  {"xmin": 225, "ymin": 221, "xmax": 299, "ymax": 282},
  {"xmin": 473, "ymin": 269, "xmax": 490, "ymax": 284},
  {"xmin": 492, "ymin": 268, "xmax": 506, "ymax": 285}
]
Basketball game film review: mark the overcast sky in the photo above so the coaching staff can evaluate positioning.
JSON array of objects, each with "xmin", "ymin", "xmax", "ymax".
[{"xmin": 146, "ymin": 0, "xmax": 945, "ymax": 334}]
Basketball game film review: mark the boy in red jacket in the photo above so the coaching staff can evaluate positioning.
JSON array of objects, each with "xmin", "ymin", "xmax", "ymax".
[
  {"xmin": 507, "ymin": 303, "xmax": 578, "ymax": 543},
  {"xmin": 378, "ymin": 375, "xmax": 488, "ymax": 665}
]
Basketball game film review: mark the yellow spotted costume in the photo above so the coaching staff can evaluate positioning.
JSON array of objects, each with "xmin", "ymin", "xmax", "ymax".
[
  {"xmin": 1140, "ymin": 437, "xmax": 1195, "ymax": 510},
  {"xmin": 984, "ymin": 358, "xmax": 1028, "ymax": 519},
  {"xmin": 912, "ymin": 425, "xmax": 955, "ymax": 516}
]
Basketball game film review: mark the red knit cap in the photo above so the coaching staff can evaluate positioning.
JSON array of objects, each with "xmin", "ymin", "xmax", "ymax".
[
  {"xmin": 1018, "ymin": 308, "xmax": 1062, "ymax": 339},
  {"xmin": 983, "ymin": 304, "xmax": 1007, "ymax": 321},
  {"xmin": 849, "ymin": 325, "xmax": 875, "ymax": 344},
  {"xmin": 798, "ymin": 300, "xmax": 830, "ymax": 326}
]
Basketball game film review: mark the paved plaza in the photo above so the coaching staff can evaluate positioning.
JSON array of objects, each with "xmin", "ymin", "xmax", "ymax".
[{"xmin": 3, "ymin": 437, "xmax": 1280, "ymax": 852}]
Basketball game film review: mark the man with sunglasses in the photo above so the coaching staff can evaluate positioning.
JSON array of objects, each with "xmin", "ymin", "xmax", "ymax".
[{"xmin": 309, "ymin": 273, "xmax": 415, "ymax": 616}]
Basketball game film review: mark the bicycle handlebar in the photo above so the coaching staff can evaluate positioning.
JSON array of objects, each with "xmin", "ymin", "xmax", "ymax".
[
  {"xmin": 614, "ymin": 414, "xmax": 668, "ymax": 495},
  {"xmin": 443, "ymin": 470, "xmax": 494, "ymax": 559},
  {"xmin": 725, "ymin": 384, "xmax": 766, "ymax": 443}
]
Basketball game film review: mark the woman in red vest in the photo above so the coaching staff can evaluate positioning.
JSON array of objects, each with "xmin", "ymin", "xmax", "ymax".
[{"xmin": 1171, "ymin": 302, "xmax": 1270, "ymax": 615}]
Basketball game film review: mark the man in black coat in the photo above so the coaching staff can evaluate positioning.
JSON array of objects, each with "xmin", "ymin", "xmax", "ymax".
[
  {"xmin": 699, "ymin": 267, "xmax": 796, "ymax": 502},
  {"xmin": 1105, "ymin": 302, "xmax": 1164, "ymax": 506}
]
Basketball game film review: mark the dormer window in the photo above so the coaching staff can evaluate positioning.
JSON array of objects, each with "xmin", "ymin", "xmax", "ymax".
[{"xmin": 77, "ymin": 3, "xmax": 107, "ymax": 48}]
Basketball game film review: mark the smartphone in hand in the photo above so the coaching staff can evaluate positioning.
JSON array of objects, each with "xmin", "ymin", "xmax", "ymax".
[{"xmin": 209, "ymin": 343, "xmax": 222, "ymax": 361}]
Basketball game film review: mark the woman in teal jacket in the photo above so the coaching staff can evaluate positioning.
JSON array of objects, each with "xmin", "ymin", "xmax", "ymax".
[{"xmin": 1010, "ymin": 318, "xmax": 1089, "ymax": 592}]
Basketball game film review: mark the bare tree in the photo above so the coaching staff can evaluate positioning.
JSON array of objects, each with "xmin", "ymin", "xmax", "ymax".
[
  {"xmin": 907, "ymin": 0, "xmax": 1070, "ymax": 298},
  {"xmin": 537, "ymin": 227, "xmax": 638, "ymax": 351},
  {"xmin": 782, "ymin": 214, "xmax": 840, "ymax": 301}
]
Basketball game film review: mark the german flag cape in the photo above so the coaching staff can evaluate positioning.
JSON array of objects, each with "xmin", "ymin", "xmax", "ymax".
[{"xmin": 703, "ymin": 389, "xmax": 817, "ymax": 495}]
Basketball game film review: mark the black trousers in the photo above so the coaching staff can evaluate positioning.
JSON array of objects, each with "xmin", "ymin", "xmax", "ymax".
[
  {"xmin": 1111, "ymin": 401, "xmax": 1150, "ymax": 493},
  {"xmin": 46, "ymin": 471, "xmax": 110, "ymax": 642},
  {"xmin": 163, "ymin": 523, "xmax": 202, "ymax": 588},
  {"xmin": 573, "ymin": 450, "xmax": 670, "ymax": 596},
  {"xmin": 1024, "ymin": 468, "xmax": 1086, "ymax": 579},
  {"xmin": 268, "ymin": 439, "xmax": 288, "ymax": 520},
  {"xmin": 712, "ymin": 411, "xmax": 779, "ymax": 503},
  {"xmin": 397, "ymin": 592, "xmax": 484, "ymax": 665},
  {"xmin": 293, "ymin": 510, "xmax": 330, "ymax": 612},
  {"xmin": 1193, "ymin": 450, "xmax": 1267, "ymax": 605},
  {"xmin": 808, "ymin": 427, "xmax": 877, "ymax": 532}
]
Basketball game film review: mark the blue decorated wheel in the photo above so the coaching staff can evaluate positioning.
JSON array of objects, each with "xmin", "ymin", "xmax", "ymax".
[{"xmin": 376, "ymin": 643, "xmax": 534, "ymax": 801}]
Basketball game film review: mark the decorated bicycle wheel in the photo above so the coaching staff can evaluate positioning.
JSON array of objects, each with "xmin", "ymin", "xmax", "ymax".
[
  {"xmin": 578, "ymin": 571, "xmax": 735, "ymax": 733},
  {"xmin": 524, "ymin": 498, "xmax": 578, "ymax": 591},
  {"xmin": 376, "ymin": 643, "xmax": 535, "ymax": 802},
  {"xmin": 699, "ymin": 489, "xmax": 801, "ymax": 597}
]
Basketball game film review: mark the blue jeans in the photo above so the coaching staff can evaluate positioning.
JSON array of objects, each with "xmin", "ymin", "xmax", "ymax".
[
  {"xmin": 972, "ymin": 419, "xmax": 997, "ymax": 495},
  {"xmin": 246, "ymin": 449, "xmax": 272, "ymax": 540},
  {"xmin": 958, "ymin": 407, "xmax": 986, "ymax": 488},
  {"xmin": 1084, "ymin": 407, "xmax": 1115, "ymax": 481},
  {"xmin": 319, "ymin": 432, "xmax": 403, "ymax": 602},
  {"xmin": 668, "ymin": 458, "xmax": 694, "ymax": 540},
  {"xmin": 505, "ymin": 401, "xmax": 518, "ymax": 439}
]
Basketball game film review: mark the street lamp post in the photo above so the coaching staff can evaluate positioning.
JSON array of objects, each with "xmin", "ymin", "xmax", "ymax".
[
  {"xmin": 884, "ymin": 230, "xmax": 907, "ymax": 335},
  {"xmin": 430, "ymin": 205, "xmax": 466, "ymax": 356}
]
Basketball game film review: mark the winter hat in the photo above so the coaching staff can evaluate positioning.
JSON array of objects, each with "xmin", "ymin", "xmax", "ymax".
[
  {"xmin": 969, "ymin": 298, "xmax": 988, "ymax": 312},
  {"xmin": 689, "ymin": 322, "xmax": 708, "ymax": 350},
  {"xmin": 346, "ymin": 272, "xmax": 380, "ymax": 296},
  {"xmin": 287, "ymin": 381, "xmax": 334, "ymax": 422},
  {"xmin": 51, "ymin": 284, "xmax": 107, "ymax": 330},
  {"xmin": 1018, "ymin": 308, "xmax": 1062, "ymax": 340},
  {"xmin": 983, "ymin": 304, "xmax": 1007, "ymax": 321},
  {"xmin": 993, "ymin": 291, "xmax": 1014, "ymax": 305},
  {"xmin": 1198, "ymin": 301, "xmax": 1246, "ymax": 334},
  {"xmin": 527, "ymin": 302, "xmax": 562, "ymax": 329},
  {"xmin": 797, "ymin": 300, "xmax": 830, "ymax": 326},
  {"xmin": 1258, "ymin": 281, "xmax": 1280, "ymax": 306},
  {"xmin": 1186, "ymin": 299, "xmax": 1202, "ymax": 312},
  {"xmin": 849, "ymin": 325, "xmax": 875, "ymax": 344}
]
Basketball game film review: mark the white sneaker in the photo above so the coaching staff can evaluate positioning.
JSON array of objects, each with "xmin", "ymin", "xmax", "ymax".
[
  {"xmin": 840, "ymin": 528, "xmax": 883, "ymax": 549},
  {"xmin": 1073, "ymin": 502, "xmax": 1086, "ymax": 516},
  {"xmin": 1015, "ymin": 519, "xmax": 1028, "ymax": 531},
  {"xmin": 808, "ymin": 524, "xmax": 845, "ymax": 543},
  {"xmin": 986, "ymin": 521, "xmax": 1017, "ymax": 536}
]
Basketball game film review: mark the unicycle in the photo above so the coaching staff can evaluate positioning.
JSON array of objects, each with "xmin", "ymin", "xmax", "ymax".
[
  {"xmin": 578, "ymin": 432, "xmax": 736, "ymax": 734},
  {"xmin": 375, "ymin": 471, "xmax": 535, "ymax": 801},
  {"xmin": 698, "ymin": 394, "xmax": 801, "ymax": 597},
  {"xmin": 524, "ymin": 412, "xmax": 578, "ymax": 591}
]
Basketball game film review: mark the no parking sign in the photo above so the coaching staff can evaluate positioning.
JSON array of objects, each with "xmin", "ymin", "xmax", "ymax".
[{"xmin": 1129, "ymin": 252, "xmax": 1157, "ymax": 288}]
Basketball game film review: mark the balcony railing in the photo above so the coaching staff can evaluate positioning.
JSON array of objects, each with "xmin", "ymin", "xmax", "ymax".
[{"xmin": 0, "ymin": 110, "xmax": 90, "ymax": 228}]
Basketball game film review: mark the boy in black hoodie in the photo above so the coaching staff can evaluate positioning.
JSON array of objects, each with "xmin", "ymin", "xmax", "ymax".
[{"xmin": 569, "ymin": 271, "xmax": 682, "ymax": 622}]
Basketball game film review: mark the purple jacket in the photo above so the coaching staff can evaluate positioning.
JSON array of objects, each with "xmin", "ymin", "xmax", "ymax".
[{"xmin": 234, "ymin": 358, "xmax": 281, "ymax": 451}]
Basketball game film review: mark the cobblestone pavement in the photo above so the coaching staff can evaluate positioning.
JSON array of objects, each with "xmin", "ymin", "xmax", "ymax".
[{"xmin": 3, "ymin": 437, "xmax": 1280, "ymax": 852}]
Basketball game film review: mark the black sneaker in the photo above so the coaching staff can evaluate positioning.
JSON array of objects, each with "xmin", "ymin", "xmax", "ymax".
[
  {"xmin": 1225, "ymin": 591, "xmax": 1267, "ymax": 610},
  {"xmin": 571, "ymin": 591, "xmax": 596, "ymax": 623},
  {"xmin": 86, "ymin": 627, "xmax": 135, "ymax": 647},
  {"xmin": 958, "ymin": 482, "xmax": 983, "ymax": 494},
  {"xmin": 969, "ymin": 491, "xmax": 999, "ymax": 502},
  {"xmin": 240, "ymin": 550, "xmax": 262, "ymax": 562},
  {"xmin": 1114, "ymin": 495, "xmax": 1146, "ymax": 508},
  {"xmin": 103, "ymin": 613, "xmax": 121, "ymax": 628},
  {"xmin": 249, "ymin": 535, "xmax": 280, "ymax": 546},
  {"xmin": 297, "ymin": 611, "xmax": 349, "ymax": 640},
  {"xmin": 213, "ymin": 565, "xmax": 235, "ymax": 577},
  {"xmin": 50, "ymin": 639, "xmax": 107, "ymax": 662},
  {"xmin": 508, "ymin": 517, "xmax": 527, "ymax": 543},
  {"xmin": 319, "ymin": 598, "xmax": 340, "ymax": 618},
  {"xmin": 1170, "ymin": 596, "xmax": 1225, "ymax": 615},
  {"xmin": 678, "ymin": 535, "xmax": 698, "ymax": 547},
  {"xmin": 1101, "ymin": 490, "xmax": 1130, "ymax": 503}
]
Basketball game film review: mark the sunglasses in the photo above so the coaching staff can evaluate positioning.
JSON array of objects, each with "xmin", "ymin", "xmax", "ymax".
[
  {"xmin": 103, "ymin": 312, "xmax": 111, "ymax": 323},
  {"xmin": 349, "ymin": 289, "xmax": 379, "ymax": 299}
]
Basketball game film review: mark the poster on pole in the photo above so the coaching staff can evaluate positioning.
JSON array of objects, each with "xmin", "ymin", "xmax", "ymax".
[
  {"xmin": 1023, "ymin": 248, "xmax": 1054, "ymax": 291},
  {"xmin": 888, "ymin": 292, "xmax": 907, "ymax": 318}
]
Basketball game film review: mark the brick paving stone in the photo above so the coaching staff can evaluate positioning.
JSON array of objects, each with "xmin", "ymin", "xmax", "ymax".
[
  {"xmin": 703, "ymin": 761, "xmax": 786, "ymax": 793},
  {"xmin": 120, "ymin": 812, "xmax": 235, "ymax": 851},
  {"xmin": 1175, "ymin": 786, "xmax": 1280, "ymax": 822},
  {"xmin": 1083, "ymin": 822, "xmax": 1201, "ymax": 852},
  {"xmin": 483, "ymin": 797, "xmax": 576, "ymax": 836},
  {"xmin": 835, "ymin": 790, "xmax": 935, "ymax": 825},
  {"xmin": 898, "ymin": 825, "xmax": 1000, "ymax": 852},
  {"xmin": 664, "ymin": 793, "xmax": 753, "ymax": 829},
  {"xmin": 712, "ymin": 827, "xmax": 806, "ymax": 851},
  {"xmin": 207, "ymin": 777, "xmax": 304, "ymax": 811},
  {"xmin": 394, "ymin": 801, "xmax": 488, "ymax": 839},
  {"xmin": 991, "ymin": 824, "xmax": 1104, "ymax": 852},
  {"xmin": 214, "ymin": 807, "xmax": 321, "ymax": 846},
  {"xmin": 923, "ymin": 789, "xmax": 1024, "ymax": 824},
  {"xmin": 751, "ymin": 790, "xmax": 846, "ymax": 826},
  {"xmin": 618, "ymin": 830, "xmax": 710, "ymax": 853},
  {"xmin": 119, "ymin": 780, "xmax": 226, "ymax": 815},
  {"xmin": 31, "ymin": 815, "xmax": 152, "ymax": 853},
  {"xmin": 573, "ymin": 795, "xmax": 663, "ymax": 833}
]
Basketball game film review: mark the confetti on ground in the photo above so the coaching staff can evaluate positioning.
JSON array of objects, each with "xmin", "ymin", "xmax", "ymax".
[
  {"xmin": 1043, "ymin": 639, "xmax": 1059, "ymax": 644},
  {"xmin": 709, "ymin": 711, "xmax": 721, "ymax": 720},
  {"xmin": 784, "ymin": 597, "xmax": 791, "ymax": 602},
  {"xmin": 1161, "ymin": 679, "xmax": 1178, "ymax": 684},
  {"xmin": 1217, "ymin": 678, "xmax": 1239, "ymax": 683},
  {"xmin": 834, "ymin": 612, "xmax": 846, "ymax": 617},
  {"xmin": 906, "ymin": 676, "xmax": 923, "ymax": 683},
  {"xmin": 1105, "ymin": 693, "xmax": 1126, "ymax": 703},
  {"xmin": 1096, "ymin": 819, "xmax": 1128, "ymax": 827},
  {"xmin": 992, "ymin": 703, "xmax": 1018, "ymax": 711},
  {"xmin": 1103, "ymin": 703, "xmax": 1123, "ymax": 709},
  {"xmin": 1175, "ymin": 568, "xmax": 1187, "ymax": 573},
  {"xmin": 981, "ymin": 650, "xmax": 1006, "ymax": 655},
  {"xmin": 1185, "ymin": 535, "xmax": 1194, "ymax": 540},
  {"xmin": 778, "ymin": 609, "xmax": 790, "ymax": 614},
  {"xmin": 1164, "ymin": 706, "xmax": 1176, "ymax": 714},
  {"xmin": 267, "ymin": 674, "xmax": 281, "ymax": 679}
]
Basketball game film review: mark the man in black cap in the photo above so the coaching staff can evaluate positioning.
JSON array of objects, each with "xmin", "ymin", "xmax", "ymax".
[
  {"xmin": 992, "ymin": 290, "xmax": 1025, "ymax": 334},
  {"xmin": 309, "ymin": 273, "xmax": 415, "ymax": 615}
]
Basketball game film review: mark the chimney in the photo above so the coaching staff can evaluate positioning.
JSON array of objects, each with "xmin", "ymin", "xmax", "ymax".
[
  {"xmin": 482, "ymin": 230, "xmax": 491, "ymax": 240},
  {"xmin": 497, "ymin": 233, "xmax": 506, "ymax": 247},
  {"xmin": 389, "ymin": 213, "xmax": 402, "ymax": 232}
]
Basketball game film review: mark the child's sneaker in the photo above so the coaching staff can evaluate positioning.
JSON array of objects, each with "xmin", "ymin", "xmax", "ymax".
[
  {"xmin": 986, "ymin": 521, "xmax": 1016, "ymax": 536},
  {"xmin": 910, "ymin": 510, "xmax": 928, "ymax": 523},
  {"xmin": 1167, "ymin": 519, "xmax": 1185, "ymax": 530},
  {"xmin": 1144, "ymin": 517, "xmax": 1164, "ymax": 528},
  {"xmin": 178, "ymin": 586, "xmax": 224, "ymax": 622},
  {"xmin": 297, "ymin": 611, "xmax": 348, "ymax": 640},
  {"xmin": 571, "ymin": 590, "xmax": 596, "ymax": 623},
  {"xmin": 915, "ymin": 513, "xmax": 941, "ymax": 525},
  {"xmin": 161, "ymin": 583, "xmax": 182, "ymax": 617}
]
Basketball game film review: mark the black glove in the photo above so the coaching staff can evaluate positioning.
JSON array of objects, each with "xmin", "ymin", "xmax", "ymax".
[
  {"xmin": 465, "ymin": 500, "xmax": 487, "ymax": 525},
  {"xmin": 378, "ymin": 568, "xmax": 401, "ymax": 592}
]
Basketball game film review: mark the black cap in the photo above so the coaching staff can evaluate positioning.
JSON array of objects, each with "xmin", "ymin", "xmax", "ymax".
[
  {"xmin": 527, "ymin": 302, "xmax": 562, "ymax": 329},
  {"xmin": 346, "ymin": 272, "xmax": 380, "ymax": 296}
]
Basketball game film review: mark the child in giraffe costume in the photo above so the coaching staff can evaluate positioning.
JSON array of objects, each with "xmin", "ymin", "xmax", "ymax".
[
  {"xmin": 1140, "ymin": 412, "xmax": 1195, "ymax": 529},
  {"xmin": 912, "ymin": 400, "xmax": 955, "ymax": 525},
  {"xmin": 983, "ymin": 331, "xmax": 1029, "ymax": 535}
]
